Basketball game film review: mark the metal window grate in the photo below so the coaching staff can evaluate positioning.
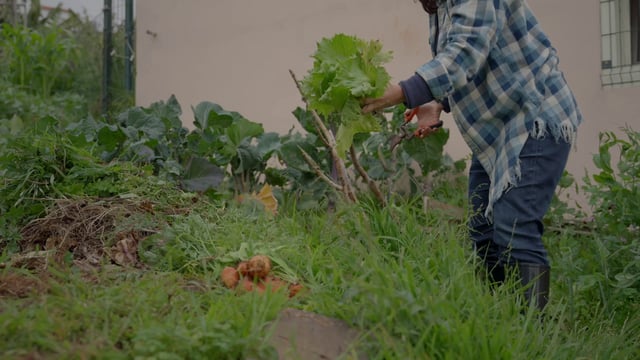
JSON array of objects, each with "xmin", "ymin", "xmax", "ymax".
[
  {"xmin": 601, "ymin": 0, "xmax": 640, "ymax": 87},
  {"xmin": 632, "ymin": 0, "xmax": 640, "ymax": 63}
]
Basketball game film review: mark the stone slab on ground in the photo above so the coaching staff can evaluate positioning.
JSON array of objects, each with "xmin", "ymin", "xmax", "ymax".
[{"xmin": 269, "ymin": 308, "xmax": 366, "ymax": 360}]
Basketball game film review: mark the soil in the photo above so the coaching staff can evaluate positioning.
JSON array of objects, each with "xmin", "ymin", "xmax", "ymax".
[
  {"xmin": 1, "ymin": 197, "xmax": 164, "ymax": 299},
  {"xmin": 269, "ymin": 308, "xmax": 366, "ymax": 360},
  {"xmin": 0, "ymin": 270, "xmax": 50, "ymax": 298}
]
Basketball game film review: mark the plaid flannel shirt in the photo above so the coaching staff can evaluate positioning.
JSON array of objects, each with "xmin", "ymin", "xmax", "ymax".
[{"xmin": 417, "ymin": 0, "xmax": 582, "ymax": 218}]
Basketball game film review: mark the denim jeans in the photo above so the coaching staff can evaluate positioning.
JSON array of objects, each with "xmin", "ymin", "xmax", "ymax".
[{"xmin": 468, "ymin": 132, "xmax": 571, "ymax": 266}]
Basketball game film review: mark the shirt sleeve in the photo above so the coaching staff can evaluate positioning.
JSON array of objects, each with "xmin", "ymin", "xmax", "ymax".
[
  {"xmin": 398, "ymin": 74, "xmax": 451, "ymax": 113},
  {"xmin": 416, "ymin": 0, "xmax": 500, "ymax": 101},
  {"xmin": 399, "ymin": 74, "xmax": 434, "ymax": 108}
]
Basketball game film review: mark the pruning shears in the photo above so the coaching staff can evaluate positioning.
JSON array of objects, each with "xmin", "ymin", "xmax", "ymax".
[{"xmin": 388, "ymin": 108, "xmax": 443, "ymax": 151}]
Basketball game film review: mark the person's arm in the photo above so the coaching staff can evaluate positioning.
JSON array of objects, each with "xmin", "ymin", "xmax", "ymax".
[
  {"xmin": 416, "ymin": 0, "xmax": 501, "ymax": 102},
  {"xmin": 363, "ymin": 0, "xmax": 499, "ymax": 115},
  {"xmin": 398, "ymin": 74, "xmax": 450, "ymax": 112}
]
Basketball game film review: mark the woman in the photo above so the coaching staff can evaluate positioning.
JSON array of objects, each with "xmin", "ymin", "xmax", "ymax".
[{"xmin": 362, "ymin": 0, "xmax": 582, "ymax": 311}]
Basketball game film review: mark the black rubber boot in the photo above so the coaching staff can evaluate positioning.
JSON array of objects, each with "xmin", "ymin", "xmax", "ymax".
[
  {"xmin": 517, "ymin": 263, "xmax": 550, "ymax": 312},
  {"xmin": 486, "ymin": 262, "xmax": 505, "ymax": 286}
]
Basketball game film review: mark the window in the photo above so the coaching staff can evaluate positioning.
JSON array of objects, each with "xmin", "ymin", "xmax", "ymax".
[{"xmin": 601, "ymin": 0, "xmax": 640, "ymax": 87}]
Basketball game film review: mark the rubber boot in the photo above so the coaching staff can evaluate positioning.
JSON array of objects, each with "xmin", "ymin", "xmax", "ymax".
[
  {"xmin": 486, "ymin": 262, "xmax": 505, "ymax": 287},
  {"xmin": 517, "ymin": 263, "xmax": 550, "ymax": 312}
]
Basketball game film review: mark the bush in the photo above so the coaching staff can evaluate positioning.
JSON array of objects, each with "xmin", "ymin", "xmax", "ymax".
[
  {"xmin": 0, "ymin": 80, "xmax": 87, "ymax": 124},
  {"xmin": 548, "ymin": 126, "xmax": 640, "ymax": 326},
  {"xmin": 0, "ymin": 24, "xmax": 75, "ymax": 97},
  {"xmin": 583, "ymin": 126, "xmax": 640, "ymax": 235}
]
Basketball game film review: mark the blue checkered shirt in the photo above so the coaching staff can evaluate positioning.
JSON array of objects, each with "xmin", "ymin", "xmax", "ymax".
[{"xmin": 417, "ymin": 0, "xmax": 582, "ymax": 218}]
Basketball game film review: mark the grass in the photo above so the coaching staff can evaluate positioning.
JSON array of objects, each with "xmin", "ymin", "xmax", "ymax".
[{"xmin": 1, "ymin": 191, "xmax": 639, "ymax": 359}]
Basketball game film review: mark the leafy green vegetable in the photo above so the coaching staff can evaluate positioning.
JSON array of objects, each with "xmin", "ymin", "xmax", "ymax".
[{"xmin": 301, "ymin": 34, "xmax": 392, "ymax": 157}]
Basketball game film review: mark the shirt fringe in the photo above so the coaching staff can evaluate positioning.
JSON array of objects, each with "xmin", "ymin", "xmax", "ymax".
[
  {"xmin": 483, "ymin": 118, "xmax": 577, "ymax": 221},
  {"xmin": 532, "ymin": 118, "xmax": 577, "ymax": 144},
  {"xmin": 484, "ymin": 159, "xmax": 522, "ymax": 221}
]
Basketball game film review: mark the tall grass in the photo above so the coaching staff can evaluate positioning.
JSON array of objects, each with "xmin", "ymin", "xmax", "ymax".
[{"xmin": 3, "ymin": 195, "xmax": 638, "ymax": 359}]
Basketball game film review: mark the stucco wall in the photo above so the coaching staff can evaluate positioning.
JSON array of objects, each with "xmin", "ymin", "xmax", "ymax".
[
  {"xmin": 526, "ymin": 0, "xmax": 640, "ymax": 207},
  {"xmin": 136, "ymin": 0, "xmax": 468, "ymax": 156},
  {"xmin": 136, "ymin": 0, "xmax": 640, "ymax": 207}
]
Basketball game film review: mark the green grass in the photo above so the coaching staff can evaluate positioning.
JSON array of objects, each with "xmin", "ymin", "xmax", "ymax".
[{"xmin": 1, "ymin": 193, "xmax": 639, "ymax": 359}]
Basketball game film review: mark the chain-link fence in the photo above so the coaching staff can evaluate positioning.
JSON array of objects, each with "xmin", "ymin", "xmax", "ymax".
[
  {"xmin": 102, "ymin": 0, "xmax": 135, "ymax": 114},
  {"xmin": 1, "ymin": 1, "xmax": 135, "ymax": 115},
  {"xmin": 0, "ymin": 0, "xmax": 27, "ymax": 26}
]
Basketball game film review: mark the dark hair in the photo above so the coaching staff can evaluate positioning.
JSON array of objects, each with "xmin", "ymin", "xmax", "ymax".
[{"xmin": 418, "ymin": 0, "xmax": 438, "ymax": 14}]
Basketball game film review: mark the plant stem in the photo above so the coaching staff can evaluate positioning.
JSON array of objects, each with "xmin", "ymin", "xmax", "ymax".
[
  {"xmin": 350, "ymin": 145, "xmax": 386, "ymax": 206},
  {"xmin": 289, "ymin": 69, "xmax": 356, "ymax": 202},
  {"xmin": 298, "ymin": 147, "xmax": 342, "ymax": 191}
]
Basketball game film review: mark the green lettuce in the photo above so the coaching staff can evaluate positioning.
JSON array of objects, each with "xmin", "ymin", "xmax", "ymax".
[{"xmin": 301, "ymin": 34, "xmax": 392, "ymax": 157}]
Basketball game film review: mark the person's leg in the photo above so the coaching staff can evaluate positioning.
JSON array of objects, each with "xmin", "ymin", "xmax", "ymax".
[
  {"xmin": 468, "ymin": 157, "xmax": 504, "ymax": 284},
  {"xmin": 492, "ymin": 133, "xmax": 571, "ymax": 310}
]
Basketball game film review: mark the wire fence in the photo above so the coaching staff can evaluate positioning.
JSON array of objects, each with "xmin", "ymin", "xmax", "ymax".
[
  {"xmin": 102, "ymin": 0, "xmax": 135, "ymax": 114},
  {"xmin": 0, "ymin": 0, "xmax": 27, "ymax": 26}
]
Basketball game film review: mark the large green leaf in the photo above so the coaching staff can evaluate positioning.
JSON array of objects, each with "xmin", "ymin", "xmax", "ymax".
[
  {"xmin": 186, "ymin": 131, "xmax": 220, "ymax": 157},
  {"xmin": 338, "ymin": 60, "xmax": 376, "ymax": 97},
  {"xmin": 232, "ymin": 143, "xmax": 262, "ymax": 174},
  {"xmin": 301, "ymin": 33, "xmax": 392, "ymax": 119},
  {"xmin": 264, "ymin": 167, "xmax": 288, "ymax": 187},
  {"xmin": 334, "ymin": 99, "xmax": 381, "ymax": 157},
  {"xmin": 192, "ymin": 101, "xmax": 235, "ymax": 130},
  {"xmin": 65, "ymin": 115, "xmax": 101, "ymax": 142},
  {"xmin": 292, "ymin": 107, "xmax": 317, "ymax": 134},
  {"xmin": 402, "ymin": 128, "xmax": 450, "ymax": 175},
  {"xmin": 256, "ymin": 132, "xmax": 282, "ymax": 160},
  {"xmin": 225, "ymin": 117, "xmax": 264, "ymax": 146},
  {"xmin": 278, "ymin": 133, "xmax": 323, "ymax": 173},
  {"xmin": 117, "ymin": 107, "xmax": 166, "ymax": 140},
  {"xmin": 180, "ymin": 156, "xmax": 224, "ymax": 192},
  {"xmin": 315, "ymin": 33, "xmax": 361, "ymax": 66},
  {"xmin": 149, "ymin": 94, "xmax": 184, "ymax": 130},
  {"xmin": 97, "ymin": 124, "xmax": 127, "ymax": 152}
]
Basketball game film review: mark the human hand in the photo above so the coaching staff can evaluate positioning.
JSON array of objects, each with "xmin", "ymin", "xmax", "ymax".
[
  {"xmin": 361, "ymin": 84, "xmax": 405, "ymax": 114},
  {"xmin": 409, "ymin": 101, "xmax": 444, "ymax": 138}
]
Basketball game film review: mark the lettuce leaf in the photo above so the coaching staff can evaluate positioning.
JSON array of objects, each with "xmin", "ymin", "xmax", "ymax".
[{"xmin": 301, "ymin": 34, "xmax": 392, "ymax": 157}]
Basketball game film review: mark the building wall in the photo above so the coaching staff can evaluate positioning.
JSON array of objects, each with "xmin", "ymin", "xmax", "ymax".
[{"xmin": 136, "ymin": 0, "xmax": 640, "ymax": 207}]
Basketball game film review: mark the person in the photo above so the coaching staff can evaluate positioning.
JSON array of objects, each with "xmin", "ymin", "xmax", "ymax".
[{"xmin": 362, "ymin": 0, "xmax": 582, "ymax": 312}]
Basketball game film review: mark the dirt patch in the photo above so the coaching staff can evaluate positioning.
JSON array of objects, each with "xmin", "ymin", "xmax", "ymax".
[
  {"xmin": 269, "ymin": 308, "xmax": 366, "ymax": 360},
  {"xmin": 0, "ymin": 197, "xmax": 190, "ymax": 298},
  {"xmin": 19, "ymin": 198, "xmax": 157, "ymax": 268},
  {"xmin": 0, "ymin": 271, "xmax": 50, "ymax": 298}
]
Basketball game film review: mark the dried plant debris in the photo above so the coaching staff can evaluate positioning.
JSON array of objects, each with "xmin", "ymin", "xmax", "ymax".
[
  {"xmin": 110, "ymin": 230, "xmax": 146, "ymax": 267},
  {"xmin": 18, "ymin": 198, "xmax": 157, "ymax": 268}
]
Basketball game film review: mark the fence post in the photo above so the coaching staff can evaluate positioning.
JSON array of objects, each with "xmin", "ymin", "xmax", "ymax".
[
  {"xmin": 102, "ymin": 0, "xmax": 113, "ymax": 116},
  {"xmin": 124, "ymin": 0, "xmax": 134, "ymax": 93}
]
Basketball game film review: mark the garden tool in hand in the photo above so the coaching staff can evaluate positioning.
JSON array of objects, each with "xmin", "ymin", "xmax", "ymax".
[{"xmin": 388, "ymin": 108, "xmax": 443, "ymax": 151}]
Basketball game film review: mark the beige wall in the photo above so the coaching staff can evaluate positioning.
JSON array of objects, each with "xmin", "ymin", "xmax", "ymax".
[{"xmin": 136, "ymin": 0, "xmax": 640, "ymax": 207}]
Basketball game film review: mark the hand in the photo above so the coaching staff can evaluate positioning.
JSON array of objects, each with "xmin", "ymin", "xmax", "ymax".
[
  {"xmin": 411, "ymin": 101, "xmax": 444, "ymax": 138},
  {"xmin": 361, "ymin": 84, "xmax": 405, "ymax": 114}
]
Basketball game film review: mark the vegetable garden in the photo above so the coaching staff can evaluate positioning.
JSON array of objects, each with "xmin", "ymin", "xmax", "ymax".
[{"xmin": 1, "ymin": 15, "xmax": 639, "ymax": 360}]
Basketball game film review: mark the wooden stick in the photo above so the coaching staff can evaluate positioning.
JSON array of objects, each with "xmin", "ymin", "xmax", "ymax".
[
  {"xmin": 289, "ymin": 69, "xmax": 356, "ymax": 202},
  {"xmin": 288, "ymin": 70, "xmax": 330, "ymax": 147},
  {"xmin": 298, "ymin": 147, "xmax": 343, "ymax": 191},
  {"xmin": 350, "ymin": 145, "xmax": 387, "ymax": 206}
]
